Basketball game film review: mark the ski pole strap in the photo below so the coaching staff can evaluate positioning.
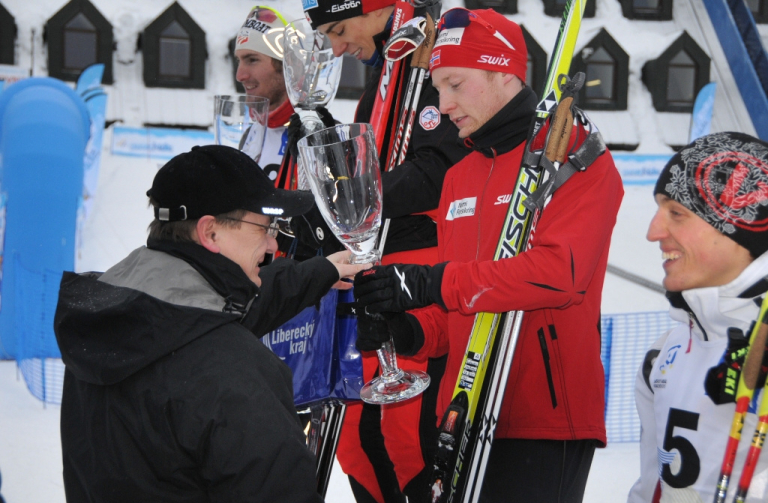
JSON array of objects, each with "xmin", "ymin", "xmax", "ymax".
[{"xmin": 523, "ymin": 127, "xmax": 606, "ymax": 211}]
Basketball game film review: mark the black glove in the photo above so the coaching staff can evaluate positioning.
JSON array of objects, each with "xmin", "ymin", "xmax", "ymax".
[
  {"xmin": 356, "ymin": 311, "xmax": 424, "ymax": 355},
  {"xmin": 354, "ymin": 263, "xmax": 448, "ymax": 314},
  {"xmin": 705, "ymin": 327, "xmax": 752, "ymax": 404},
  {"xmin": 286, "ymin": 106, "xmax": 337, "ymax": 159},
  {"xmin": 290, "ymin": 203, "xmax": 345, "ymax": 256}
]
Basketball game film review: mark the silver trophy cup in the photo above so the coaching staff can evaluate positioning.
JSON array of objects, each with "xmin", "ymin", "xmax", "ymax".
[
  {"xmin": 283, "ymin": 17, "xmax": 343, "ymax": 189},
  {"xmin": 213, "ymin": 94, "xmax": 269, "ymax": 163}
]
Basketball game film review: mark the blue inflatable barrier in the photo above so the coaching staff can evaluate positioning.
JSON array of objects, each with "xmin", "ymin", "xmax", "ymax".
[{"xmin": 0, "ymin": 77, "xmax": 90, "ymax": 359}]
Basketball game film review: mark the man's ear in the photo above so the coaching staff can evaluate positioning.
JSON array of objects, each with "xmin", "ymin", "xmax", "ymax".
[{"xmin": 196, "ymin": 216, "xmax": 221, "ymax": 254}]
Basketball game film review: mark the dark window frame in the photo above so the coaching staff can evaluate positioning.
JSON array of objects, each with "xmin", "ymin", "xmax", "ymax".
[
  {"xmin": 642, "ymin": 31, "xmax": 710, "ymax": 113},
  {"xmin": 543, "ymin": 0, "xmax": 596, "ymax": 18},
  {"xmin": 0, "ymin": 3, "xmax": 16, "ymax": 65},
  {"xmin": 747, "ymin": 0, "xmax": 768, "ymax": 23},
  {"xmin": 464, "ymin": 0, "xmax": 518, "ymax": 14},
  {"xmin": 521, "ymin": 25, "xmax": 547, "ymax": 98},
  {"xmin": 45, "ymin": 0, "xmax": 113, "ymax": 84},
  {"xmin": 142, "ymin": 2, "xmax": 206, "ymax": 89},
  {"xmin": 619, "ymin": 0, "xmax": 674, "ymax": 21},
  {"xmin": 571, "ymin": 28, "xmax": 629, "ymax": 110}
]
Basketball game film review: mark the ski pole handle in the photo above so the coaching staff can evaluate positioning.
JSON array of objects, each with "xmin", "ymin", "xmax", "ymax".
[{"xmin": 412, "ymin": 12, "xmax": 436, "ymax": 70}]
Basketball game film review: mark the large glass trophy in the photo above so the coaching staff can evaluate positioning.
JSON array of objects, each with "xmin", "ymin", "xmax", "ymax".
[
  {"xmin": 213, "ymin": 95, "xmax": 269, "ymax": 163},
  {"xmin": 283, "ymin": 17, "xmax": 343, "ymax": 188},
  {"xmin": 298, "ymin": 123, "xmax": 430, "ymax": 404}
]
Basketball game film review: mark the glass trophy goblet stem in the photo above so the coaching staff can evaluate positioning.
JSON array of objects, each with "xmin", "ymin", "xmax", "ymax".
[{"xmin": 360, "ymin": 336, "xmax": 431, "ymax": 404}]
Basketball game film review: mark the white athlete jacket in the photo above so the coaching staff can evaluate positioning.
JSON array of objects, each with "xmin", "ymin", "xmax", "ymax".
[{"xmin": 628, "ymin": 252, "xmax": 768, "ymax": 503}]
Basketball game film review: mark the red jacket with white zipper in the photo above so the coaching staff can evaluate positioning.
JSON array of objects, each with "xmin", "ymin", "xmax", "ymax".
[{"xmin": 412, "ymin": 87, "xmax": 623, "ymax": 444}]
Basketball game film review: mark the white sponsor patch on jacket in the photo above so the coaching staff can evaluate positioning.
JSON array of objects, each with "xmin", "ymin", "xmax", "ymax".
[
  {"xmin": 434, "ymin": 27, "xmax": 465, "ymax": 48},
  {"xmin": 446, "ymin": 197, "xmax": 477, "ymax": 221}
]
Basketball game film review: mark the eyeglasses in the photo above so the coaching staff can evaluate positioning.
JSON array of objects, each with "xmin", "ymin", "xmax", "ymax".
[
  {"xmin": 223, "ymin": 217, "xmax": 280, "ymax": 238},
  {"xmin": 437, "ymin": 8, "xmax": 515, "ymax": 51}
]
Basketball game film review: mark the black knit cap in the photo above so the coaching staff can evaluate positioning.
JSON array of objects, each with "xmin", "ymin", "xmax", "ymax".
[
  {"xmin": 303, "ymin": 0, "xmax": 395, "ymax": 30},
  {"xmin": 147, "ymin": 145, "xmax": 314, "ymax": 221},
  {"xmin": 654, "ymin": 131, "xmax": 768, "ymax": 258}
]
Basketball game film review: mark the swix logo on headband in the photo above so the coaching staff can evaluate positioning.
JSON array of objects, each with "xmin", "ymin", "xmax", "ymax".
[
  {"xmin": 434, "ymin": 28, "xmax": 465, "ymax": 48},
  {"xmin": 478, "ymin": 54, "xmax": 510, "ymax": 66}
]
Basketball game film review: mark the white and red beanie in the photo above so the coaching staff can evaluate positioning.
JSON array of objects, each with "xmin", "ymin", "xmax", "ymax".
[
  {"xmin": 235, "ymin": 6, "xmax": 288, "ymax": 60},
  {"xmin": 303, "ymin": 0, "xmax": 396, "ymax": 30},
  {"xmin": 430, "ymin": 8, "xmax": 527, "ymax": 82},
  {"xmin": 655, "ymin": 131, "xmax": 768, "ymax": 258}
]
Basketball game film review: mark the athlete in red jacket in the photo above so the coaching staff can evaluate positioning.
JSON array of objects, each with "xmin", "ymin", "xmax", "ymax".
[{"xmin": 354, "ymin": 8, "xmax": 623, "ymax": 501}]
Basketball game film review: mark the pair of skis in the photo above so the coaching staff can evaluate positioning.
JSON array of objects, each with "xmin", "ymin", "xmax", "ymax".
[
  {"xmin": 429, "ymin": 1, "xmax": 587, "ymax": 502},
  {"xmin": 713, "ymin": 293, "xmax": 768, "ymax": 502}
]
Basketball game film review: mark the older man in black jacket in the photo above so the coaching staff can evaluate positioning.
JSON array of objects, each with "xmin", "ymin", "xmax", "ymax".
[{"xmin": 54, "ymin": 145, "xmax": 367, "ymax": 503}]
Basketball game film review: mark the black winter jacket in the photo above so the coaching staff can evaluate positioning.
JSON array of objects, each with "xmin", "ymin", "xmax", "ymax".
[{"xmin": 54, "ymin": 242, "xmax": 339, "ymax": 503}]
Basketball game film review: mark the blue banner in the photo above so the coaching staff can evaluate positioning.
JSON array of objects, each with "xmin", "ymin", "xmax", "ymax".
[
  {"xmin": 689, "ymin": 82, "xmax": 717, "ymax": 143},
  {"xmin": 111, "ymin": 126, "xmax": 214, "ymax": 160},
  {"xmin": 75, "ymin": 64, "xmax": 107, "ymax": 267},
  {"xmin": 613, "ymin": 153, "xmax": 673, "ymax": 185}
]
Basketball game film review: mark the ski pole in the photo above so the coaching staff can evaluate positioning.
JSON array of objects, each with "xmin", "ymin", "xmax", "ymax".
[
  {"xmin": 314, "ymin": 401, "xmax": 347, "ymax": 497},
  {"xmin": 369, "ymin": 1, "xmax": 414, "ymax": 159},
  {"xmin": 713, "ymin": 294, "xmax": 768, "ymax": 503},
  {"xmin": 731, "ymin": 328, "xmax": 768, "ymax": 502},
  {"xmin": 378, "ymin": 10, "xmax": 437, "ymax": 254}
]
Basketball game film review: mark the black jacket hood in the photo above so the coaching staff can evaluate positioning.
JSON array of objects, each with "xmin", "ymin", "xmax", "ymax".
[{"xmin": 54, "ymin": 245, "xmax": 248, "ymax": 386}]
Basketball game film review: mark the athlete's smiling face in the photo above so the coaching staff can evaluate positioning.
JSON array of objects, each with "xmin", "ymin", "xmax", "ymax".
[{"xmin": 646, "ymin": 194, "xmax": 753, "ymax": 292}]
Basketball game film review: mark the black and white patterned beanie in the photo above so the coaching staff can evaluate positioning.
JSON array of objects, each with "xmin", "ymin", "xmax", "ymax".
[{"xmin": 655, "ymin": 131, "xmax": 768, "ymax": 258}]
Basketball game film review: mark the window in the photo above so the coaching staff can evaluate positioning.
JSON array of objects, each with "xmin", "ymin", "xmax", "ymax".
[
  {"xmin": 159, "ymin": 21, "xmax": 191, "ymax": 78},
  {"xmin": 571, "ymin": 29, "xmax": 629, "ymax": 110},
  {"xmin": 619, "ymin": 0, "xmax": 673, "ymax": 20},
  {"xmin": 666, "ymin": 51, "xmax": 696, "ymax": 105},
  {"xmin": 336, "ymin": 54, "xmax": 372, "ymax": 100},
  {"xmin": 142, "ymin": 2, "xmax": 206, "ymax": 89},
  {"xmin": 521, "ymin": 26, "xmax": 547, "ymax": 97},
  {"xmin": 45, "ymin": 0, "xmax": 113, "ymax": 84},
  {"xmin": 543, "ymin": 0, "xmax": 596, "ymax": 19},
  {"xmin": 464, "ymin": 0, "xmax": 518, "ymax": 14},
  {"xmin": 746, "ymin": 0, "xmax": 768, "ymax": 23},
  {"xmin": 0, "ymin": 3, "xmax": 16, "ymax": 65},
  {"xmin": 642, "ymin": 31, "xmax": 710, "ymax": 113},
  {"xmin": 63, "ymin": 14, "xmax": 97, "ymax": 72}
]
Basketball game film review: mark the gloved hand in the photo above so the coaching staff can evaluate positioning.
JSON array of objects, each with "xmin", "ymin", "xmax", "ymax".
[
  {"xmin": 354, "ymin": 263, "xmax": 448, "ymax": 314},
  {"xmin": 290, "ymin": 203, "xmax": 345, "ymax": 256},
  {"xmin": 286, "ymin": 106, "xmax": 337, "ymax": 159},
  {"xmin": 356, "ymin": 310, "xmax": 424, "ymax": 355},
  {"xmin": 705, "ymin": 327, "xmax": 753, "ymax": 404}
]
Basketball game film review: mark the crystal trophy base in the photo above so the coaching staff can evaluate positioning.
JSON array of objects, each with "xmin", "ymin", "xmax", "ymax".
[{"xmin": 360, "ymin": 369, "xmax": 431, "ymax": 404}]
